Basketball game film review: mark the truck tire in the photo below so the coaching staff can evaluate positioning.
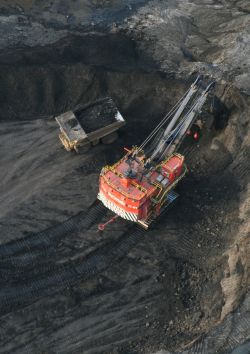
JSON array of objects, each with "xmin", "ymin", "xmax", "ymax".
[
  {"xmin": 101, "ymin": 132, "xmax": 118, "ymax": 145},
  {"xmin": 74, "ymin": 143, "xmax": 90, "ymax": 154}
]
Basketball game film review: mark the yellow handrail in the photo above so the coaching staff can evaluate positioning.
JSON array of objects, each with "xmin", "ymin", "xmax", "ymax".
[
  {"xmin": 101, "ymin": 164, "xmax": 147, "ymax": 199},
  {"xmin": 152, "ymin": 164, "xmax": 188, "ymax": 205},
  {"xmin": 152, "ymin": 181, "xmax": 163, "ymax": 198},
  {"xmin": 102, "ymin": 175, "xmax": 144, "ymax": 200}
]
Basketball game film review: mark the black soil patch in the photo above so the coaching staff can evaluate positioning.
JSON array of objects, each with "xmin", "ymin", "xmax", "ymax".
[{"xmin": 0, "ymin": 29, "xmax": 247, "ymax": 354}]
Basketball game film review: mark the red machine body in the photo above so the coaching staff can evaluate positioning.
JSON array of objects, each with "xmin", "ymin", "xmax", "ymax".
[{"xmin": 98, "ymin": 149, "xmax": 186, "ymax": 228}]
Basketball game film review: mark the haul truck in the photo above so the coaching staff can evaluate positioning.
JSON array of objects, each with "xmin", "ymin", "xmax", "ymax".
[{"xmin": 55, "ymin": 97, "xmax": 126, "ymax": 153}]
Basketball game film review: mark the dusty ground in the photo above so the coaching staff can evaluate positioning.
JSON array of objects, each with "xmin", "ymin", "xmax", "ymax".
[{"xmin": 0, "ymin": 1, "xmax": 249, "ymax": 354}]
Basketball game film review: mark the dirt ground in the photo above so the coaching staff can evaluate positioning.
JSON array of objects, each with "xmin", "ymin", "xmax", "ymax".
[{"xmin": 0, "ymin": 1, "xmax": 249, "ymax": 354}]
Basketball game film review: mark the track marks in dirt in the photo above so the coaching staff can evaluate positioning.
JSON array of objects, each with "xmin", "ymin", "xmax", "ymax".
[
  {"xmin": 0, "ymin": 202, "xmax": 105, "ymax": 260},
  {"xmin": 232, "ymin": 147, "xmax": 250, "ymax": 183},
  {"xmin": 182, "ymin": 306, "xmax": 250, "ymax": 354},
  {"xmin": 0, "ymin": 220, "xmax": 145, "ymax": 315}
]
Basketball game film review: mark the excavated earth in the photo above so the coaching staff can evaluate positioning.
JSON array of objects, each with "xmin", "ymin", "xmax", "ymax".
[{"xmin": 0, "ymin": 1, "xmax": 249, "ymax": 354}]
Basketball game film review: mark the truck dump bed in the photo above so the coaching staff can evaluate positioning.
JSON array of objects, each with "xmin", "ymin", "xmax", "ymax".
[
  {"xmin": 55, "ymin": 97, "xmax": 125, "ymax": 152},
  {"xmin": 75, "ymin": 97, "xmax": 124, "ymax": 133},
  {"xmin": 55, "ymin": 111, "xmax": 87, "ymax": 142}
]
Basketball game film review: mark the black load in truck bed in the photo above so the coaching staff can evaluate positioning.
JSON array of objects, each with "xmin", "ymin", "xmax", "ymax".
[{"xmin": 75, "ymin": 98, "xmax": 120, "ymax": 134}]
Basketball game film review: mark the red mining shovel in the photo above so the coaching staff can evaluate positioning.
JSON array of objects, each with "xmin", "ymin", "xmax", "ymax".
[{"xmin": 98, "ymin": 215, "xmax": 119, "ymax": 232}]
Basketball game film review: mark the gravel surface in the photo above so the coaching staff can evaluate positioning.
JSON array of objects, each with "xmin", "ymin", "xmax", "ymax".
[{"xmin": 0, "ymin": 1, "xmax": 249, "ymax": 353}]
